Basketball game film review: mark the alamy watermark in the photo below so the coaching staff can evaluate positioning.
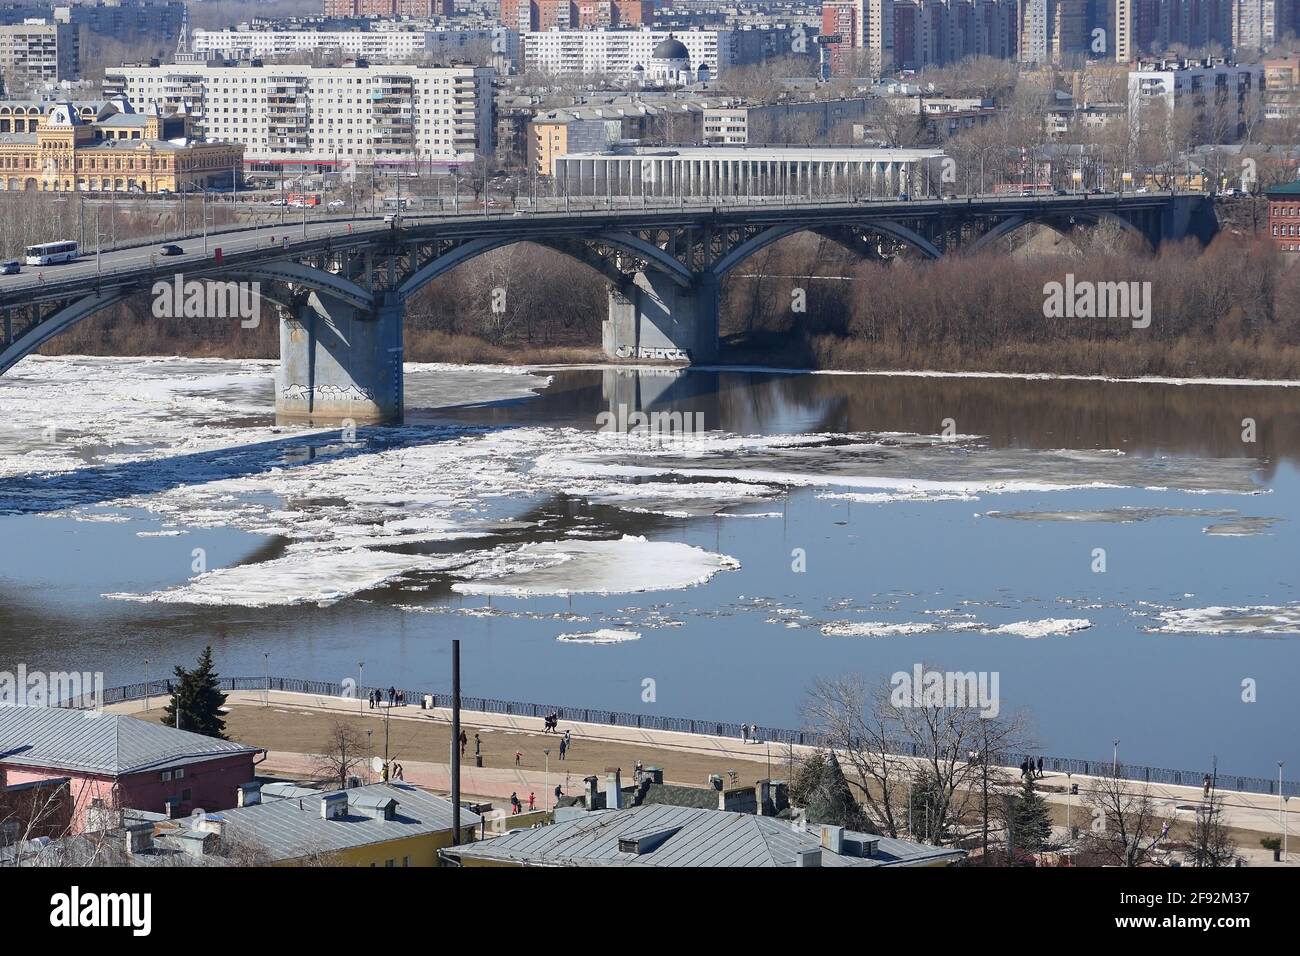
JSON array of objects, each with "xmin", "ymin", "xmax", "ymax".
[
  {"xmin": 152, "ymin": 274, "xmax": 261, "ymax": 328},
  {"xmin": 1, "ymin": 664, "xmax": 104, "ymax": 711},
  {"xmin": 1042, "ymin": 273, "xmax": 1151, "ymax": 329},
  {"xmin": 597, "ymin": 403, "xmax": 706, "ymax": 438},
  {"xmin": 890, "ymin": 664, "xmax": 1000, "ymax": 718}
]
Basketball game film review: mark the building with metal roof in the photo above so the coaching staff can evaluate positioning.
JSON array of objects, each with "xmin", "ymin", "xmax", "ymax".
[
  {"xmin": 0, "ymin": 706, "xmax": 261, "ymax": 830},
  {"xmin": 179, "ymin": 782, "xmax": 482, "ymax": 866},
  {"xmin": 442, "ymin": 803, "xmax": 965, "ymax": 867}
]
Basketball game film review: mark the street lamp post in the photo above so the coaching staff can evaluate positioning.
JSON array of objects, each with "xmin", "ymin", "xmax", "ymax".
[
  {"xmin": 544, "ymin": 748, "xmax": 551, "ymax": 812},
  {"xmin": 1280, "ymin": 761, "xmax": 1286, "ymax": 830},
  {"xmin": 263, "ymin": 652, "xmax": 269, "ymax": 706},
  {"xmin": 1113, "ymin": 739, "xmax": 1120, "ymax": 776},
  {"xmin": 143, "ymin": 659, "xmax": 149, "ymax": 712},
  {"xmin": 358, "ymin": 661, "xmax": 364, "ymax": 712},
  {"xmin": 1065, "ymin": 772, "xmax": 1073, "ymax": 843}
]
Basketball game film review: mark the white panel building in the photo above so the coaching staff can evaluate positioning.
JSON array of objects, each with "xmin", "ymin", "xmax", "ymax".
[
  {"xmin": 102, "ymin": 61, "xmax": 495, "ymax": 167},
  {"xmin": 190, "ymin": 27, "xmax": 503, "ymax": 64},
  {"xmin": 522, "ymin": 29, "xmax": 730, "ymax": 78},
  {"xmin": 552, "ymin": 146, "xmax": 948, "ymax": 198}
]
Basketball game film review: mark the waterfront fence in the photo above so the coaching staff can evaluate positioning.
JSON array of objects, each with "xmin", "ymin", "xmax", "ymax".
[{"xmin": 84, "ymin": 675, "xmax": 1300, "ymax": 799}]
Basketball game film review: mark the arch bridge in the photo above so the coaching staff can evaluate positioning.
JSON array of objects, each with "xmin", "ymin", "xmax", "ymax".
[{"xmin": 0, "ymin": 192, "xmax": 1217, "ymax": 423}]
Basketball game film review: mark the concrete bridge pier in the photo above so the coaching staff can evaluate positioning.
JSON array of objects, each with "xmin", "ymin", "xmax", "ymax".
[
  {"xmin": 275, "ymin": 290, "xmax": 404, "ymax": 425},
  {"xmin": 603, "ymin": 269, "xmax": 719, "ymax": 364}
]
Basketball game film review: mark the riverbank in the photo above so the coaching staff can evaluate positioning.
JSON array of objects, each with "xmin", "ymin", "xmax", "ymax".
[{"xmin": 106, "ymin": 690, "xmax": 1300, "ymax": 865}]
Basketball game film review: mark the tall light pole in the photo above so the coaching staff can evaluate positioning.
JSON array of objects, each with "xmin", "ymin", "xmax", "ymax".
[
  {"xmin": 1284, "ymin": 795, "xmax": 1290, "ymax": 862},
  {"xmin": 143, "ymin": 659, "xmax": 149, "ymax": 712},
  {"xmin": 263, "ymin": 652, "xmax": 269, "ymax": 706},
  {"xmin": 358, "ymin": 661, "xmax": 364, "ymax": 712},
  {"xmin": 1065, "ymin": 772, "xmax": 1073, "ymax": 843},
  {"xmin": 1280, "ymin": 761, "xmax": 1286, "ymax": 829},
  {"xmin": 544, "ymin": 748, "xmax": 551, "ymax": 812},
  {"xmin": 1112, "ymin": 739, "xmax": 1120, "ymax": 776}
]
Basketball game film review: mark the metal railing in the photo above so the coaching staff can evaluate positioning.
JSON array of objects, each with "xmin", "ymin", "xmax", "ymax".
[{"xmin": 78, "ymin": 675, "xmax": 1300, "ymax": 799}]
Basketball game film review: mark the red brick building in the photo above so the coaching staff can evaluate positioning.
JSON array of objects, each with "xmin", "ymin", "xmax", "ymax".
[
  {"xmin": 1267, "ymin": 180, "xmax": 1300, "ymax": 253},
  {"xmin": 822, "ymin": 1, "xmax": 862, "ymax": 76}
]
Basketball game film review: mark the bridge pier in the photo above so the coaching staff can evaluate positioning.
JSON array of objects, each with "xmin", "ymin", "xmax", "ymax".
[
  {"xmin": 275, "ymin": 290, "xmax": 404, "ymax": 425},
  {"xmin": 603, "ymin": 270, "xmax": 719, "ymax": 364}
]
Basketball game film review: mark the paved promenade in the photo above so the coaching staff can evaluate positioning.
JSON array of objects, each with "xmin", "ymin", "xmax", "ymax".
[{"xmin": 109, "ymin": 689, "xmax": 1297, "ymax": 863}]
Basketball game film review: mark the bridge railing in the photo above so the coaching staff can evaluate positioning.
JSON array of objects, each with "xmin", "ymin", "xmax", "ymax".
[{"xmin": 77, "ymin": 675, "xmax": 1300, "ymax": 799}]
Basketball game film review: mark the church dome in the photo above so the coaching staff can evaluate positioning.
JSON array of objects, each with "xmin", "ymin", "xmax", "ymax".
[{"xmin": 652, "ymin": 37, "xmax": 689, "ymax": 61}]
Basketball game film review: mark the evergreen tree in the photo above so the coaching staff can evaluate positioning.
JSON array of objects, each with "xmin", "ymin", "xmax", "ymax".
[
  {"xmin": 162, "ymin": 646, "xmax": 228, "ymax": 739},
  {"xmin": 791, "ymin": 750, "xmax": 872, "ymax": 832},
  {"xmin": 1012, "ymin": 774, "xmax": 1053, "ymax": 852}
]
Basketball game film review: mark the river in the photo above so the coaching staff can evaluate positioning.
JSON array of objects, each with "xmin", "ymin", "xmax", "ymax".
[{"xmin": 0, "ymin": 356, "xmax": 1296, "ymax": 778}]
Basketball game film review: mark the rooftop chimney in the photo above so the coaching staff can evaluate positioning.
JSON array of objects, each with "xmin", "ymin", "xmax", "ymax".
[
  {"xmin": 320, "ymin": 791, "xmax": 348, "ymax": 820},
  {"xmin": 820, "ymin": 824, "xmax": 845, "ymax": 855},
  {"xmin": 584, "ymin": 775, "xmax": 600, "ymax": 810},
  {"xmin": 236, "ymin": 782, "xmax": 261, "ymax": 807},
  {"xmin": 795, "ymin": 847, "xmax": 822, "ymax": 867},
  {"xmin": 755, "ymin": 779, "xmax": 771, "ymax": 816},
  {"xmin": 605, "ymin": 767, "xmax": 623, "ymax": 810}
]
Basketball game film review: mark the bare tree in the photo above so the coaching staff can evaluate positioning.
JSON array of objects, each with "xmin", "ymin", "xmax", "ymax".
[
  {"xmin": 1188, "ymin": 785, "xmax": 1241, "ymax": 867},
  {"xmin": 310, "ymin": 720, "xmax": 368, "ymax": 790},
  {"xmin": 1077, "ymin": 767, "xmax": 1172, "ymax": 867}
]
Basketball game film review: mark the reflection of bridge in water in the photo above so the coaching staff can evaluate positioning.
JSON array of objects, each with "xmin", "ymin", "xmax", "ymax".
[{"xmin": 0, "ymin": 193, "xmax": 1219, "ymax": 424}]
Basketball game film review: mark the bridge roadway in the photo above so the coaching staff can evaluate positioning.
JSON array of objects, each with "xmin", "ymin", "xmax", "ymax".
[{"xmin": 0, "ymin": 191, "xmax": 1216, "ymax": 424}]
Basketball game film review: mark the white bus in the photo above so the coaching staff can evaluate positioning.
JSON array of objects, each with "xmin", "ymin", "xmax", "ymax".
[{"xmin": 24, "ymin": 240, "xmax": 79, "ymax": 265}]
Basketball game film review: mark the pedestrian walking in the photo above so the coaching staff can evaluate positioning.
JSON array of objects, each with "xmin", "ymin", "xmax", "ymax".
[
  {"xmin": 559, "ymin": 738, "xmax": 567, "ymax": 761},
  {"xmin": 741, "ymin": 724, "xmax": 749, "ymax": 745},
  {"xmin": 459, "ymin": 730, "xmax": 468, "ymax": 757},
  {"xmin": 474, "ymin": 733, "xmax": 481, "ymax": 756},
  {"xmin": 514, "ymin": 750, "xmax": 523, "ymax": 766},
  {"xmin": 1203, "ymin": 773, "xmax": 1212, "ymax": 797},
  {"xmin": 564, "ymin": 729, "xmax": 572, "ymax": 750},
  {"xmin": 368, "ymin": 689, "xmax": 375, "ymax": 710},
  {"xmin": 510, "ymin": 792, "xmax": 520, "ymax": 814},
  {"xmin": 528, "ymin": 792, "xmax": 536, "ymax": 811},
  {"xmin": 1036, "ymin": 757, "xmax": 1044, "ymax": 779},
  {"xmin": 554, "ymin": 784, "xmax": 563, "ymax": 803}
]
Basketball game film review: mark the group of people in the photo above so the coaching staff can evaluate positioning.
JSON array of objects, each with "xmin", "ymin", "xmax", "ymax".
[
  {"xmin": 368, "ymin": 687, "xmax": 406, "ymax": 709},
  {"xmin": 1021, "ymin": 756, "xmax": 1045, "ymax": 780},
  {"xmin": 739, "ymin": 723, "xmax": 760, "ymax": 744},
  {"xmin": 509, "ymin": 785, "xmax": 566, "ymax": 814}
]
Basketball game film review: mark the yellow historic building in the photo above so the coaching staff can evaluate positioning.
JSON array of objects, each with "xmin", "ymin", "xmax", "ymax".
[{"xmin": 0, "ymin": 97, "xmax": 243, "ymax": 194}]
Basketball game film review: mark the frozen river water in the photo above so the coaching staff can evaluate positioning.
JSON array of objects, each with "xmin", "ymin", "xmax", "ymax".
[{"xmin": 0, "ymin": 356, "xmax": 1296, "ymax": 777}]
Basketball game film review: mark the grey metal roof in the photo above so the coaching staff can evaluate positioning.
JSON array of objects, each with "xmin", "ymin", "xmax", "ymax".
[
  {"xmin": 0, "ymin": 706, "xmax": 257, "ymax": 777},
  {"xmin": 200, "ymin": 784, "xmax": 480, "ymax": 862},
  {"xmin": 449, "ymin": 804, "xmax": 964, "ymax": 868}
]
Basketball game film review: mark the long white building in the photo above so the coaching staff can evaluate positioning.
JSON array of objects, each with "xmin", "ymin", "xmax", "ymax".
[
  {"xmin": 552, "ymin": 146, "xmax": 947, "ymax": 197},
  {"xmin": 190, "ymin": 27, "xmax": 504, "ymax": 65},
  {"xmin": 103, "ymin": 61, "xmax": 495, "ymax": 168},
  {"xmin": 521, "ymin": 26, "xmax": 806, "ymax": 80}
]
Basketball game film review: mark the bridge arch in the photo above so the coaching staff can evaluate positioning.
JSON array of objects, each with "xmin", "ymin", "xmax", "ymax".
[
  {"xmin": 965, "ymin": 211, "xmax": 1152, "ymax": 256},
  {"xmin": 0, "ymin": 280, "xmax": 302, "ymax": 378},
  {"xmin": 710, "ymin": 219, "xmax": 942, "ymax": 278},
  {"xmin": 396, "ymin": 230, "xmax": 693, "ymax": 301},
  {"xmin": 224, "ymin": 260, "xmax": 374, "ymax": 312}
]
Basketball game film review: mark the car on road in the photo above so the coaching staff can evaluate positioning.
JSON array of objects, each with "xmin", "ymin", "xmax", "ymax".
[
  {"xmin": 383, "ymin": 213, "xmax": 399, "ymax": 225},
  {"xmin": 327, "ymin": 199, "xmax": 345, "ymax": 210},
  {"xmin": 897, "ymin": 192, "xmax": 910, "ymax": 201},
  {"xmin": 268, "ymin": 198, "xmax": 287, "ymax": 206},
  {"xmin": 160, "ymin": 244, "xmax": 184, "ymax": 257},
  {"xmin": 1, "ymin": 259, "xmax": 20, "ymax": 275}
]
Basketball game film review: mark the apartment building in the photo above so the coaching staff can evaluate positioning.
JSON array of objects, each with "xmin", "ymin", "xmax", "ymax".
[
  {"xmin": 703, "ymin": 98, "xmax": 870, "ymax": 145},
  {"xmin": 321, "ymin": 0, "xmax": 452, "ymax": 16},
  {"xmin": 0, "ymin": 19, "xmax": 77, "ymax": 91},
  {"xmin": 191, "ymin": 26, "xmax": 500, "ymax": 63},
  {"xmin": 1128, "ymin": 57, "xmax": 1264, "ymax": 137},
  {"xmin": 102, "ymin": 60, "xmax": 495, "ymax": 168},
  {"xmin": 521, "ymin": 27, "xmax": 772, "ymax": 78},
  {"xmin": 820, "ymin": 0, "xmax": 893, "ymax": 76}
]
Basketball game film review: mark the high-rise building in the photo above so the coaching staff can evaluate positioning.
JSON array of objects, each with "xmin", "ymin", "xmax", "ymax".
[
  {"xmin": 0, "ymin": 19, "xmax": 78, "ymax": 90},
  {"xmin": 102, "ymin": 60, "xmax": 495, "ymax": 168},
  {"xmin": 821, "ymin": 0, "xmax": 892, "ymax": 76},
  {"xmin": 321, "ymin": 0, "xmax": 452, "ymax": 16}
]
